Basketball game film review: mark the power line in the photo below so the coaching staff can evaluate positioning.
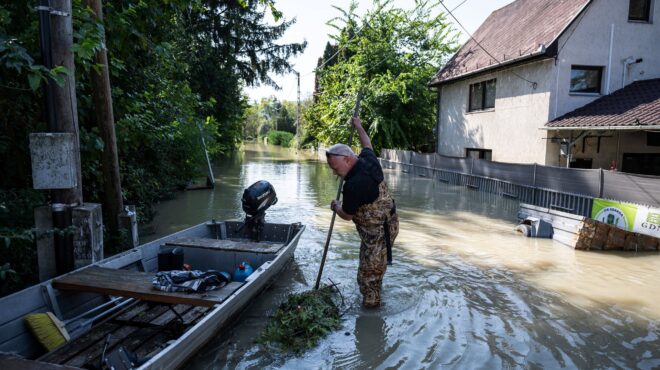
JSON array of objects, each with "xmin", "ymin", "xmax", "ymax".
[
  {"xmin": 450, "ymin": 0, "xmax": 469, "ymax": 12},
  {"xmin": 438, "ymin": 1, "xmax": 537, "ymax": 88}
]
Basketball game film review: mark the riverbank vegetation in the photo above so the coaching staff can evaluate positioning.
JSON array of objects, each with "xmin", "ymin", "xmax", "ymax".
[
  {"xmin": 0, "ymin": 0, "xmax": 304, "ymax": 294},
  {"xmin": 243, "ymin": 96, "xmax": 309, "ymax": 147}
]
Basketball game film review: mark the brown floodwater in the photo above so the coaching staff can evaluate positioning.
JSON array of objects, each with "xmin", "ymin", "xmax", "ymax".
[{"xmin": 144, "ymin": 143, "xmax": 660, "ymax": 369}]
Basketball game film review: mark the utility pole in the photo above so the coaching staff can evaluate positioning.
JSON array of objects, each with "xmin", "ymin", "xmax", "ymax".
[
  {"xmin": 296, "ymin": 71, "xmax": 301, "ymax": 146},
  {"xmin": 34, "ymin": 0, "xmax": 83, "ymax": 275},
  {"xmin": 87, "ymin": 0, "xmax": 124, "ymax": 240},
  {"xmin": 50, "ymin": 0, "xmax": 83, "ymax": 206}
]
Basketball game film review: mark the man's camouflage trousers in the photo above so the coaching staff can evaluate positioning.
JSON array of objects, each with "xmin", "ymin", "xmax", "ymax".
[{"xmin": 353, "ymin": 182, "xmax": 399, "ymax": 308}]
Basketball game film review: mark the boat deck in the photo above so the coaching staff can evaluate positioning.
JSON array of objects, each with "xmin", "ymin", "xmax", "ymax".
[
  {"xmin": 53, "ymin": 267, "xmax": 244, "ymax": 307},
  {"xmin": 38, "ymin": 300, "xmax": 211, "ymax": 368}
]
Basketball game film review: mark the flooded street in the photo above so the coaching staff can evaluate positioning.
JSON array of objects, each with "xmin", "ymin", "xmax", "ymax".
[{"xmin": 145, "ymin": 144, "xmax": 660, "ymax": 369}]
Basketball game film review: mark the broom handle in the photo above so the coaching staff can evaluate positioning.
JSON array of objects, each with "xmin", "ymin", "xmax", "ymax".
[{"xmin": 315, "ymin": 88, "xmax": 363, "ymax": 290}]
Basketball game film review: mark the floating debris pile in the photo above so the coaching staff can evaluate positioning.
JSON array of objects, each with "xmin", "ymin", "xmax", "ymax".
[{"xmin": 259, "ymin": 285, "xmax": 342, "ymax": 353}]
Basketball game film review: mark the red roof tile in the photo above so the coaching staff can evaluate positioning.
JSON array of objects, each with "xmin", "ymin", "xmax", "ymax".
[
  {"xmin": 430, "ymin": 0, "xmax": 590, "ymax": 85},
  {"xmin": 546, "ymin": 79, "xmax": 660, "ymax": 128}
]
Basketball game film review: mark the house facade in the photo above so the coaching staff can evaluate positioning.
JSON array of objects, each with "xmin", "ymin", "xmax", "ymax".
[{"xmin": 430, "ymin": 0, "xmax": 660, "ymax": 175}]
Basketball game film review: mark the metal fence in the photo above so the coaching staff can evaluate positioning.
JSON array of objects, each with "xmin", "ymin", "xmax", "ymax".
[{"xmin": 380, "ymin": 149, "xmax": 660, "ymax": 216}]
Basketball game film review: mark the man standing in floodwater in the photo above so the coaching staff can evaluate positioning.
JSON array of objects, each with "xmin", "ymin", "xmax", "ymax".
[{"xmin": 325, "ymin": 117, "xmax": 399, "ymax": 308}]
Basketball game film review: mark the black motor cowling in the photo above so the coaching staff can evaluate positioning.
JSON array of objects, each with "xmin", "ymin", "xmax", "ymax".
[
  {"xmin": 239, "ymin": 180, "xmax": 277, "ymax": 241},
  {"xmin": 242, "ymin": 180, "xmax": 278, "ymax": 216}
]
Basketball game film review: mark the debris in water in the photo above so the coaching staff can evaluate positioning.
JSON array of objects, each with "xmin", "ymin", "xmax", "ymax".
[{"xmin": 258, "ymin": 284, "xmax": 342, "ymax": 353}]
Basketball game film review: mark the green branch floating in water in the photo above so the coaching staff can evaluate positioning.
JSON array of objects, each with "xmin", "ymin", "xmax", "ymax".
[{"xmin": 258, "ymin": 285, "xmax": 343, "ymax": 353}]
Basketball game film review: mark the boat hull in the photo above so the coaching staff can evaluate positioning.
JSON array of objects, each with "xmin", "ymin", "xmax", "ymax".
[
  {"xmin": 140, "ymin": 227, "xmax": 302, "ymax": 369},
  {"xmin": 0, "ymin": 220, "xmax": 305, "ymax": 369}
]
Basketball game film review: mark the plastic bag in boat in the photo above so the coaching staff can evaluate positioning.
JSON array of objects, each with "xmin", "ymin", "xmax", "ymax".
[{"xmin": 152, "ymin": 270, "xmax": 231, "ymax": 293}]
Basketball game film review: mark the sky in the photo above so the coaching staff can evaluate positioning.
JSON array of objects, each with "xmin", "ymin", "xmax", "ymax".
[{"xmin": 245, "ymin": 0, "xmax": 515, "ymax": 103}]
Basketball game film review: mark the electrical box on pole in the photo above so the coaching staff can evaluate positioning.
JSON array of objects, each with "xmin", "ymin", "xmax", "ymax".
[{"xmin": 29, "ymin": 133, "xmax": 78, "ymax": 189}]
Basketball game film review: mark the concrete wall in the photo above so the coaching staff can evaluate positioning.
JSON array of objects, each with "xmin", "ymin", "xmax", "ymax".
[
  {"xmin": 437, "ymin": 59, "xmax": 555, "ymax": 164},
  {"xmin": 437, "ymin": 0, "xmax": 660, "ymax": 167}
]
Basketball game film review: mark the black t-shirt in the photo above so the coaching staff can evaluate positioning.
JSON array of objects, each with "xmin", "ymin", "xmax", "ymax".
[{"xmin": 342, "ymin": 148, "xmax": 384, "ymax": 215}]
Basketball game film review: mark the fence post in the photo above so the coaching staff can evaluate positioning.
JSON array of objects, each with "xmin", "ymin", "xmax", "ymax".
[
  {"xmin": 532, "ymin": 163, "xmax": 537, "ymax": 205},
  {"xmin": 599, "ymin": 168, "xmax": 604, "ymax": 198},
  {"xmin": 470, "ymin": 157, "xmax": 474, "ymax": 175}
]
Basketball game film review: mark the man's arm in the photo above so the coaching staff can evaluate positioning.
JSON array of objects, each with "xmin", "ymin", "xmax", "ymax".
[
  {"xmin": 352, "ymin": 117, "xmax": 372, "ymax": 150},
  {"xmin": 331, "ymin": 200, "xmax": 353, "ymax": 221}
]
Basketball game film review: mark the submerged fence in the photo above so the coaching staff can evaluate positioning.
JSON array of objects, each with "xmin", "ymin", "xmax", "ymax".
[{"xmin": 380, "ymin": 149, "xmax": 660, "ymax": 217}]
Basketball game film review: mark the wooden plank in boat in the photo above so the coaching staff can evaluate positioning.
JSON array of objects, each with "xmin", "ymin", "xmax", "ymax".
[
  {"xmin": 81, "ymin": 304, "xmax": 194, "ymax": 368},
  {"xmin": 63, "ymin": 304, "xmax": 173, "ymax": 368},
  {"xmin": 135, "ymin": 306, "xmax": 210, "ymax": 359},
  {"xmin": 0, "ymin": 354, "xmax": 83, "ymax": 370},
  {"xmin": 39, "ymin": 301, "xmax": 150, "ymax": 364},
  {"xmin": 52, "ymin": 267, "xmax": 243, "ymax": 307},
  {"xmin": 165, "ymin": 237, "xmax": 284, "ymax": 254}
]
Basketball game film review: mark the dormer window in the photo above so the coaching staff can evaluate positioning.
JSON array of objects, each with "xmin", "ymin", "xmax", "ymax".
[{"xmin": 629, "ymin": 0, "xmax": 652, "ymax": 22}]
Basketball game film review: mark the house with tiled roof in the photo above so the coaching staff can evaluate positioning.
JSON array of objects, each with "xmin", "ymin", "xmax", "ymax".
[{"xmin": 430, "ymin": 0, "xmax": 660, "ymax": 175}]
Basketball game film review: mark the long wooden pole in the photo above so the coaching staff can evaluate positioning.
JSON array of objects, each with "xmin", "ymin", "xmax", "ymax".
[
  {"xmin": 314, "ymin": 88, "xmax": 363, "ymax": 290},
  {"xmin": 87, "ymin": 0, "xmax": 124, "ymax": 237}
]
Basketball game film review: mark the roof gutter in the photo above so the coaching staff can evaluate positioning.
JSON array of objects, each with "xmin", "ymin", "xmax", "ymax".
[
  {"xmin": 542, "ymin": 125, "xmax": 660, "ymax": 131},
  {"xmin": 429, "ymin": 50, "xmax": 550, "ymax": 87}
]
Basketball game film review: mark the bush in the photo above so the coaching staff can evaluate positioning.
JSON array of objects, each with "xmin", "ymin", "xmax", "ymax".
[
  {"xmin": 0, "ymin": 189, "xmax": 45, "ymax": 296},
  {"xmin": 266, "ymin": 130, "xmax": 295, "ymax": 147}
]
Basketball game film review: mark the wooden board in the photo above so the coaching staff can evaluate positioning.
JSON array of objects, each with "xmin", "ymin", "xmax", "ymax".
[
  {"xmin": 39, "ymin": 301, "xmax": 151, "ymax": 364},
  {"xmin": 0, "ymin": 354, "xmax": 83, "ymax": 370},
  {"xmin": 53, "ymin": 267, "xmax": 243, "ymax": 307},
  {"xmin": 166, "ymin": 237, "xmax": 284, "ymax": 254}
]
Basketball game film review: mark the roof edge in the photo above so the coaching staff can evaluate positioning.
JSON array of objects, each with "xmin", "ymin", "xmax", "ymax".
[
  {"xmin": 430, "ymin": 0, "xmax": 594, "ymax": 87},
  {"xmin": 542, "ymin": 125, "xmax": 660, "ymax": 131},
  {"xmin": 544, "ymin": 0, "xmax": 593, "ymax": 56},
  {"xmin": 428, "ymin": 51, "xmax": 550, "ymax": 87}
]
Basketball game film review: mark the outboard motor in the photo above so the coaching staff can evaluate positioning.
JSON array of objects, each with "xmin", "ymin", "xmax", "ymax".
[{"xmin": 239, "ymin": 180, "xmax": 278, "ymax": 241}]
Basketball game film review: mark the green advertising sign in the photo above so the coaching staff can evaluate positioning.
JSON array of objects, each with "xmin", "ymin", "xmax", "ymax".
[
  {"xmin": 591, "ymin": 199, "xmax": 660, "ymax": 238},
  {"xmin": 591, "ymin": 199, "xmax": 638, "ymax": 231}
]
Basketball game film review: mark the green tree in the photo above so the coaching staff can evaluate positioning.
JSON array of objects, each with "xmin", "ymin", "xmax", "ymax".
[
  {"xmin": 0, "ymin": 0, "xmax": 305, "ymax": 294},
  {"xmin": 276, "ymin": 104, "xmax": 296, "ymax": 134},
  {"xmin": 305, "ymin": 0, "xmax": 458, "ymax": 153},
  {"xmin": 177, "ymin": 1, "xmax": 305, "ymax": 153}
]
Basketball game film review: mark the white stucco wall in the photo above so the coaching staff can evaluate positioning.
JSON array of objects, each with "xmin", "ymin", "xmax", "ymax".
[
  {"xmin": 552, "ymin": 0, "xmax": 660, "ymax": 119},
  {"xmin": 548, "ymin": 0, "xmax": 660, "ymax": 167},
  {"xmin": 436, "ymin": 0, "xmax": 660, "ymax": 167},
  {"xmin": 437, "ymin": 60, "xmax": 554, "ymax": 164}
]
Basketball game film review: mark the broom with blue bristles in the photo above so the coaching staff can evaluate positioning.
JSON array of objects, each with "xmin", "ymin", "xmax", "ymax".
[{"xmin": 24, "ymin": 312, "xmax": 70, "ymax": 351}]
